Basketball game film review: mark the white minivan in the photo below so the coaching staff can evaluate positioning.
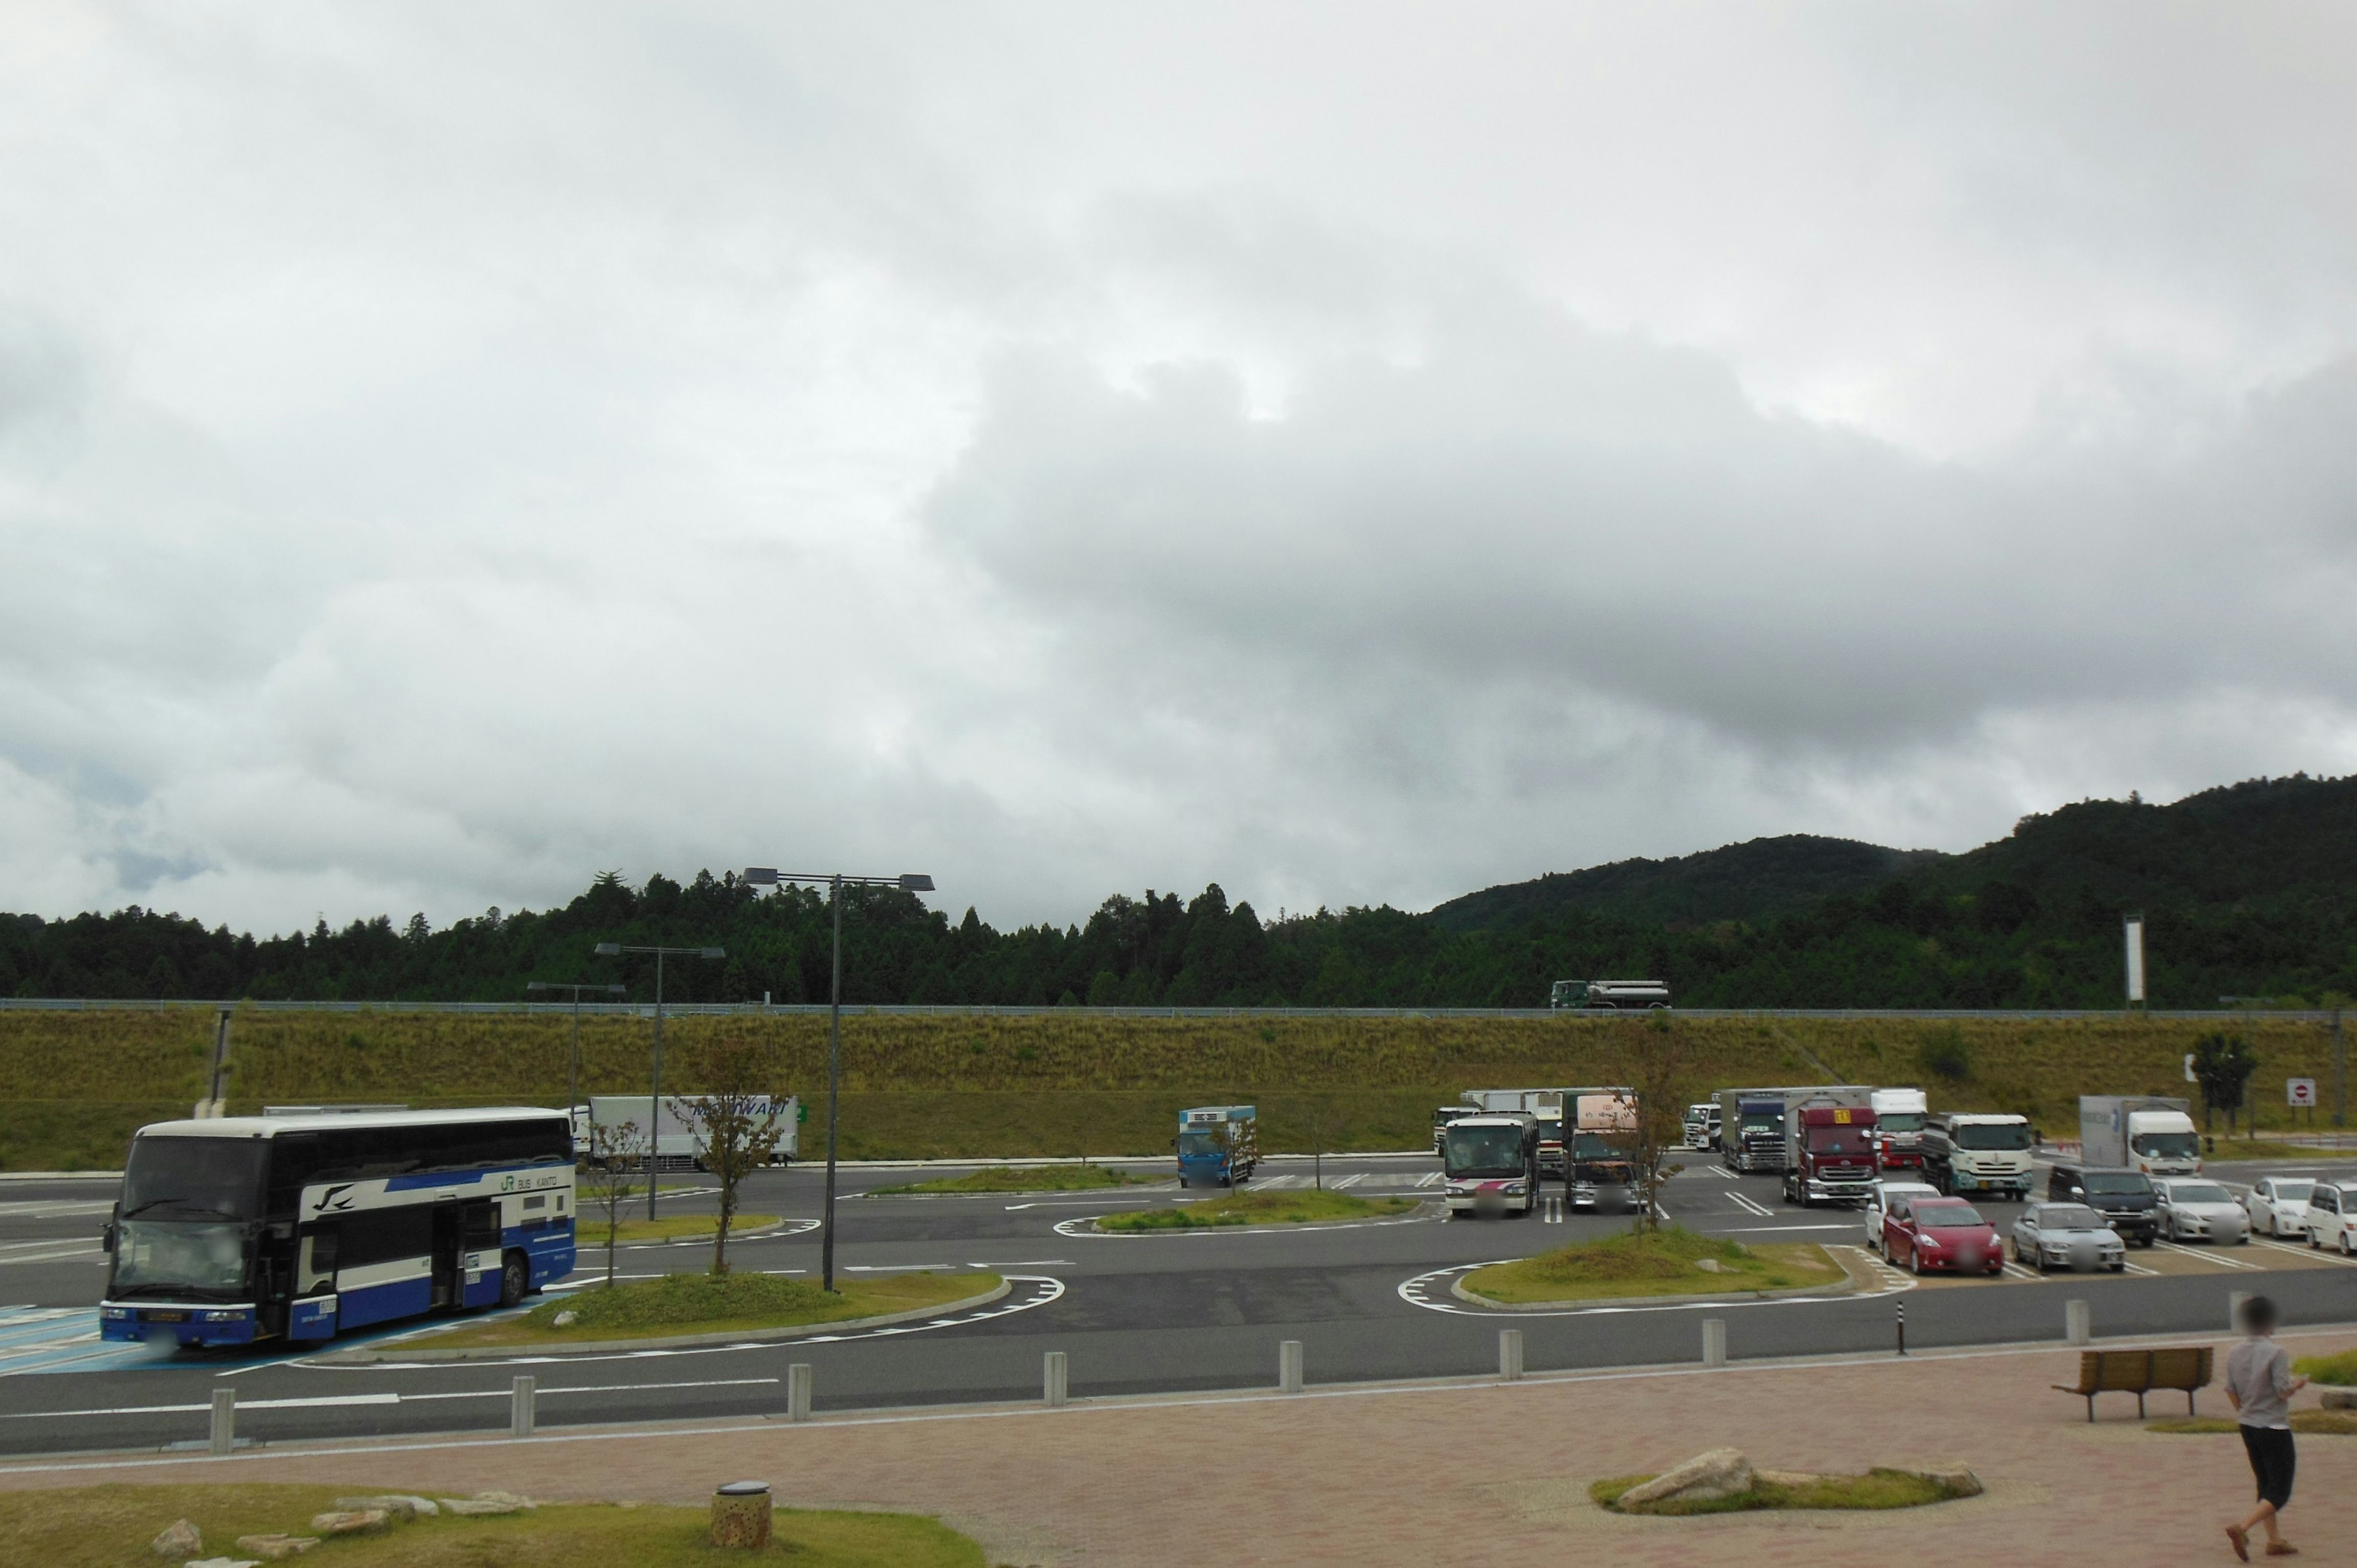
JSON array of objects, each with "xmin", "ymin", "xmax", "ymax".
[{"xmin": 2305, "ymin": 1180, "xmax": 2357, "ymax": 1255}]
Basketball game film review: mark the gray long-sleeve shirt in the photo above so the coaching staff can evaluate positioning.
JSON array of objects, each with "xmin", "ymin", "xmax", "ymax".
[{"xmin": 2227, "ymin": 1336, "xmax": 2294, "ymax": 1430}]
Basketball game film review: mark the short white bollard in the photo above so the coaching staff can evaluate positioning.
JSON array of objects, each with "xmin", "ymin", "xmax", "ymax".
[
  {"xmin": 1043, "ymin": 1350, "xmax": 1068, "ymax": 1408},
  {"xmin": 209, "ymin": 1388, "xmax": 236, "ymax": 1456},
  {"xmin": 510, "ymin": 1375, "xmax": 536, "ymax": 1438},
  {"xmin": 1498, "ymin": 1329, "xmax": 1523, "ymax": 1381},
  {"xmin": 1279, "ymin": 1339, "xmax": 1304, "ymax": 1394},
  {"xmin": 1701, "ymin": 1318, "xmax": 1727, "ymax": 1369},
  {"xmin": 2230, "ymin": 1290, "xmax": 2254, "ymax": 1333},
  {"xmin": 787, "ymin": 1363, "xmax": 813, "ymax": 1423},
  {"xmin": 2065, "ymin": 1298, "xmax": 2091, "ymax": 1348}
]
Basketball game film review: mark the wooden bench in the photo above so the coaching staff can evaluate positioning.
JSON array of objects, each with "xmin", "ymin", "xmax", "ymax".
[{"xmin": 2053, "ymin": 1347, "xmax": 2213, "ymax": 1422}]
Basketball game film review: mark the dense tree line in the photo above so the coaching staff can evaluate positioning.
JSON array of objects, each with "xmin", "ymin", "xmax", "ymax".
[{"xmin": 3, "ymin": 777, "xmax": 2353, "ymax": 1008}]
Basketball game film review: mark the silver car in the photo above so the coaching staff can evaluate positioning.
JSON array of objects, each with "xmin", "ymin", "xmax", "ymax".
[
  {"xmin": 2011, "ymin": 1202, "xmax": 2127, "ymax": 1272},
  {"xmin": 2155, "ymin": 1178, "xmax": 2251, "ymax": 1243},
  {"xmin": 2244, "ymin": 1177, "xmax": 2315, "ymax": 1239},
  {"xmin": 1863, "ymin": 1178, "xmax": 1940, "ymax": 1254}
]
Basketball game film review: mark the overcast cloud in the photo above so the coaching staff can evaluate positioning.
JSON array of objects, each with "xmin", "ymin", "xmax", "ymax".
[{"xmin": 4, "ymin": 2, "xmax": 2356, "ymax": 935}]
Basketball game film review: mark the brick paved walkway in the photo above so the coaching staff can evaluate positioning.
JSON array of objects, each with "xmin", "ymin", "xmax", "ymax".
[{"xmin": 4, "ymin": 1329, "xmax": 2352, "ymax": 1566}]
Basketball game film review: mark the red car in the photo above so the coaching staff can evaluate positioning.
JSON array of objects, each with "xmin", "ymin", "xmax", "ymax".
[{"xmin": 1883, "ymin": 1195, "xmax": 2002, "ymax": 1276}]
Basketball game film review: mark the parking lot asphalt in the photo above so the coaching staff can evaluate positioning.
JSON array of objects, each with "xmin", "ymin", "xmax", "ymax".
[{"xmin": 2, "ymin": 1150, "xmax": 2352, "ymax": 1457}]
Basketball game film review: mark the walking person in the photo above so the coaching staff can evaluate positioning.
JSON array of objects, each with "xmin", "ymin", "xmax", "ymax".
[{"xmin": 2224, "ymin": 1294, "xmax": 2308, "ymax": 1559}]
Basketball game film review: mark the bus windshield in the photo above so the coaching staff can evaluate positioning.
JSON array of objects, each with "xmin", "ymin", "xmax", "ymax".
[
  {"xmin": 1444, "ymin": 1126, "xmax": 1527, "ymax": 1178},
  {"xmin": 121, "ymin": 1137, "xmax": 266, "ymax": 1221},
  {"xmin": 112, "ymin": 1221, "xmax": 248, "ymax": 1298},
  {"xmin": 1954, "ymin": 1122, "xmax": 2032, "ymax": 1151}
]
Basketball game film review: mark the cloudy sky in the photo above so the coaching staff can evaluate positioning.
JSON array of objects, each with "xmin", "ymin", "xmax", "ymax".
[{"xmin": 5, "ymin": 3, "xmax": 2356, "ymax": 935}]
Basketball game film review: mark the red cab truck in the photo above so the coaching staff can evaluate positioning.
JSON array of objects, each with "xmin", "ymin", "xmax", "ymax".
[{"xmin": 1781, "ymin": 1103, "xmax": 1881, "ymax": 1207}]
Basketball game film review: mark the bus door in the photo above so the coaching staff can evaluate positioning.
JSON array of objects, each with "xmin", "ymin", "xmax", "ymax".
[{"xmin": 431, "ymin": 1202, "xmax": 468, "ymax": 1307}]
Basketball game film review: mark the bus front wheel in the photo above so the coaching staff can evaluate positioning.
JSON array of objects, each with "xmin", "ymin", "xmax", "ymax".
[{"xmin": 500, "ymin": 1251, "xmax": 529, "ymax": 1308}]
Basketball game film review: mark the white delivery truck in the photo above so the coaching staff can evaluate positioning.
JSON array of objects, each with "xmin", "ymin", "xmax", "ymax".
[
  {"xmin": 2079, "ymin": 1095, "xmax": 2200, "ymax": 1176},
  {"xmin": 1921, "ymin": 1111, "xmax": 2033, "ymax": 1199},
  {"xmin": 1869, "ymin": 1087, "xmax": 1930, "ymax": 1172},
  {"xmin": 578, "ymin": 1095, "xmax": 800, "ymax": 1169}
]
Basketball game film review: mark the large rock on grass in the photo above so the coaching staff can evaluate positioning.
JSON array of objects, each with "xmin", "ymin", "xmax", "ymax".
[
  {"xmin": 1616, "ymin": 1448, "xmax": 1757, "ymax": 1508},
  {"xmin": 151, "ymin": 1519, "xmax": 203, "ymax": 1557},
  {"xmin": 233, "ymin": 1535, "xmax": 320, "ymax": 1560},
  {"xmin": 307, "ymin": 1509, "xmax": 389, "ymax": 1535},
  {"xmin": 333, "ymin": 1496, "xmax": 435, "ymax": 1520},
  {"xmin": 439, "ymin": 1491, "xmax": 536, "ymax": 1516},
  {"xmin": 2322, "ymin": 1389, "xmax": 2355, "ymax": 1410}
]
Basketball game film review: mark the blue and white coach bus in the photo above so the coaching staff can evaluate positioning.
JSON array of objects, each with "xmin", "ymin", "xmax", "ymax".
[{"xmin": 100, "ymin": 1107, "xmax": 576, "ymax": 1350}]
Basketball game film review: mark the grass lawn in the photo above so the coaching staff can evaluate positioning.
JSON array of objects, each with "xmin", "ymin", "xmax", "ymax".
[
  {"xmin": 1591, "ymin": 1469, "xmax": 1972, "ymax": 1515},
  {"xmin": 2148, "ymin": 1412, "xmax": 2357, "ymax": 1435},
  {"xmin": 578, "ymin": 1213, "xmax": 782, "ymax": 1247},
  {"xmin": 871, "ymin": 1164, "xmax": 1153, "ymax": 1194},
  {"xmin": 0, "ymin": 1483, "xmax": 983, "ymax": 1568},
  {"xmin": 1460, "ymin": 1227, "xmax": 1845, "ymax": 1305},
  {"xmin": 1095, "ymin": 1188, "xmax": 1417, "ymax": 1230},
  {"xmin": 420, "ymin": 1270, "xmax": 997, "ymax": 1349},
  {"xmin": 2294, "ymin": 1348, "xmax": 2357, "ymax": 1385},
  {"xmin": 2199, "ymin": 1139, "xmax": 2356, "ymax": 1162}
]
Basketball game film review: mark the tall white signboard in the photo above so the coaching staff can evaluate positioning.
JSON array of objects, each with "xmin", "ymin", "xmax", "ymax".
[{"xmin": 2124, "ymin": 915, "xmax": 2146, "ymax": 1005}]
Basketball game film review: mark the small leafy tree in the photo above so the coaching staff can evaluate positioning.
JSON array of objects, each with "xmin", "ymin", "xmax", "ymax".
[
  {"xmin": 580, "ymin": 1118, "xmax": 644, "ymax": 1289},
  {"xmin": 2191, "ymin": 1032, "xmax": 2258, "ymax": 1137},
  {"xmin": 673, "ymin": 1038, "xmax": 786, "ymax": 1277},
  {"xmin": 1627, "ymin": 1033, "xmax": 1692, "ymax": 1234}
]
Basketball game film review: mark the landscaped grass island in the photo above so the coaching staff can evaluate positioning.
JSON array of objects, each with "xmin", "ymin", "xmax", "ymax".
[
  {"xmin": 1459, "ymin": 1227, "xmax": 1848, "ymax": 1305},
  {"xmin": 1094, "ymin": 1188, "xmax": 1419, "ymax": 1230},
  {"xmin": 419, "ymin": 1269, "xmax": 1000, "ymax": 1350},
  {"xmin": 585, "ymin": 1212, "xmax": 783, "ymax": 1247},
  {"xmin": 0, "ymin": 1483, "xmax": 986, "ymax": 1568},
  {"xmin": 871, "ymin": 1164, "xmax": 1153, "ymax": 1194}
]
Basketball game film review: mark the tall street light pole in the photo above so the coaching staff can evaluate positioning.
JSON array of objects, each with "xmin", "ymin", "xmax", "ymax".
[
  {"xmin": 592, "ymin": 942, "xmax": 725, "ymax": 1220},
  {"xmin": 741, "ymin": 867, "xmax": 934, "ymax": 1292},
  {"xmin": 525, "ymin": 980, "xmax": 627, "ymax": 1118}
]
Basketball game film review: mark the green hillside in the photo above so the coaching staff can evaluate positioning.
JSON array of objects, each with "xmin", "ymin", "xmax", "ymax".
[{"xmin": 1427, "ymin": 835, "xmax": 1951, "ymax": 932}]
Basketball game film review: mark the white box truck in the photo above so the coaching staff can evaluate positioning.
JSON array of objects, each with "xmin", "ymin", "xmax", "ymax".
[
  {"xmin": 2079, "ymin": 1095, "xmax": 2200, "ymax": 1176},
  {"xmin": 577, "ymin": 1095, "xmax": 800, "ymax": 1169},
  {"xmin": 1868, "ymin": 1087, "xmax": 1930, "ymax": 1172}
]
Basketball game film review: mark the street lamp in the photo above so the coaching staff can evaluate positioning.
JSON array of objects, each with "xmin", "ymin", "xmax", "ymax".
[
  {"xmin": 741, "ymin": 867, "xmax": 934, "ymax": 1292},
  {"xmin": 524, "ymin": 981, "xmax": 627, "ymax": 1118},
  {"xmin": 591, "ymin": 941, "xmax": 726, "ymax": 1219}
]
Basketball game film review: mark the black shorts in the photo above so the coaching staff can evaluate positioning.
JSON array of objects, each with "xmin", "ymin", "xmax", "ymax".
[{"xmin": 2241, "ymin": 1423, "xmax": 2296, "ymax": 1510}]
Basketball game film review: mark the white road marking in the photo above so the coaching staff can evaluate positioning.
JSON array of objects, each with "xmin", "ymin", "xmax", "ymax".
[
  {"xmin": 1331, "ymin": 1174, "xmax": 1366, "ymax": 1189},
  {"xmin": 1727, "ymin": 1192, "xmax": 1775, "ymax": 1218},
  {"xmin": 2151, "ymin": 1239, "xmax": 2267, "ymax": 1272},
  {"xmin": 1717, "ymin": 1223, "xmax": 1865, "ymax": 1234},
  {"xmin": 1415, "ymin": 1173, "xmax": 1442, "ymax": 1188},
  {"xmin": 6, "ymin": 1377, "xmax": 782, "ymax": 1421},
  {"xmin": 2252, "ymin": 1237, "xmax": 2357, "ymax": 1267}
]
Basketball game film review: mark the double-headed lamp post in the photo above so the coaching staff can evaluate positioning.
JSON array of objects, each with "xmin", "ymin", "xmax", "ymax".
[
  {"xmin": 592, "ymin": 941, "xmax": 725, "ymax": 1220},
  {"xmin": 525, "ymin": 980, "xmax": 627, "ymax": 1118},
  {"xmin": 741, "ymin": 867, "xmax": 934, "ymax": 1292}
]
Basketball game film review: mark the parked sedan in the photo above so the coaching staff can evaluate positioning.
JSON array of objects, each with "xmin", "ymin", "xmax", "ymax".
[
  {"xmin": 2306, "ymin": 1180, "xmax": 2357, "ymax": 1255},
  {"xmin": 1884, "ymin": 1195, "xmax": 2003, "ymax": 1276},
  {"xmin": 2155, "ymin": 1179, "xmax": 2251, "ymax": 1244},
  {"xmin": 2245, "ymin": 1177, "xmax": 2315, "ymax": 1238},
  {"xmin": 2010, "ymin": 1202, "xmax": 2127, "ymax": 1272},
  {"xmin": 1863, "ymin": 1178, "xmax": 1940, "ymax": 1254}
]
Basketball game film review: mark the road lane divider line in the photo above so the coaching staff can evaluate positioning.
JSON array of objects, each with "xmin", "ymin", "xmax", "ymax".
[{"xmin": 2150, "ymin": 1239, "xmax": 2267, "ymax": 1271}]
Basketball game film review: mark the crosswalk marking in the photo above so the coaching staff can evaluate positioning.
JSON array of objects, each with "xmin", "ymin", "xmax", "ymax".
[
  {"xmin": 2151, "ymin": 1239, "xmax": 2267, "ymax": 1272},
  {"xmin": 1415, "ymin": 1173, "xmax": 1442, "ymax": 1188},
  {"xmin": 1331, "ymin": 1173, "xmax": 1365, "ymax": 1189}
]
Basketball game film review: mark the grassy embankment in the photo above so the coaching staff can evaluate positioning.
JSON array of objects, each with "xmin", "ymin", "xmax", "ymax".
[
  {"xmin": 1095, "ymin": 1188, "xmax": 1416, "ymax": 1230},
  {"xmin": 871, "ymin": 1164, "xmax": 1153, "ymax": 1194},
  {"xmin": 3, "ymin": 1008, "xmax": 2349, "ymax": 1168},
  {"xmin": 1461, "ymin": 1227, "xmax": 1844, "ymax": 1304},
  {"xmin": 2294, "ymin": 1348, "xmax": 2357, "ymax": 1385},
  {"xmin": 424, "ymin": 1270, "xmax": 996, "ymax": 1350},
  {"xmin": 1590, "ymin": 1469, "xmax": 1976, "ymax": 1515},
  {"xmin": 0, "ymin": 1484, "xmax": 983, "ymax": 1567}
]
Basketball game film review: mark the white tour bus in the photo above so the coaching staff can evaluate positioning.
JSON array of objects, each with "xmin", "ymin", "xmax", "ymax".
[{"xmin": 101, "ymin": 1107, "xmax": 575, "ymax": 1350}]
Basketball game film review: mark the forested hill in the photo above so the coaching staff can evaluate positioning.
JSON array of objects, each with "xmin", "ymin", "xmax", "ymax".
[
  {"xmin": 2, "ymin": 775, "xmax": 2353, "ymax": 1009},
  {"xmin": 1428, "ymin": 835, "xmax": 1950, "ymax": 932}
]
